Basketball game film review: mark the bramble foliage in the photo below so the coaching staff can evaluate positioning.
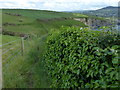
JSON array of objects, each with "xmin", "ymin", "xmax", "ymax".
[{"xmin": 44, "ymin": 26, "xmax": 119, "ymax": 88}]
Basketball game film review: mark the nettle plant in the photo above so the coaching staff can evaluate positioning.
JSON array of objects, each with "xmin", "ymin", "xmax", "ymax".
[{"xmin": 44, "ymin": 26, "xmax": 119, "ymax": 88}]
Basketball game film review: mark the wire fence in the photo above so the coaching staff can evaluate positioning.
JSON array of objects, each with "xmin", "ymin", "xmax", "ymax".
[
  {"xmin": 0, "ymin": 39, "xmax": 20, "ymax": 47},
  {"xmin": 4, "ymin": 49, "xmax": 22, "ymax": 68},
  {"xmin": 3, "ymin": 49, "xmax": 21, "ymax": 62},
  {"xmin": 1, "ymin": 37, "xmax": 24, "ymax": 62},
  {"xmin": 1, "ymin": 34, "xmax": 48, "ymax": 62},
  {"xmin": 2, "ymin": 47, "xmax": 14, "ymax": 55}
]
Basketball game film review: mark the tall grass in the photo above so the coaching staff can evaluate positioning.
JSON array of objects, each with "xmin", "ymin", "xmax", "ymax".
[
  {"xmin": 3, "ymin": 36, "xmax": 50, "ymax": 88},
  {"xmin": 2, "ymin": 9, "xmax": 89, "ymax": 88}
]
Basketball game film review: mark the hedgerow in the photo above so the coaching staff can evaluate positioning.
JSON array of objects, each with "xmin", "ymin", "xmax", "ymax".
[{"xmin": 44, "ymin": 26, "xmax": 119, "ymax": 88}]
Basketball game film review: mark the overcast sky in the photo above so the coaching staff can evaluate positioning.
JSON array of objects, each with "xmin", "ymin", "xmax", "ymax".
[{"xmin": 0, "ymin": 0, "xmax": 119, "ymax": 11}]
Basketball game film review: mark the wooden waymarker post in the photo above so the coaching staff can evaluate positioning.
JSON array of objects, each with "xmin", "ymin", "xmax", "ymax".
[{"xmin": 21, "ymin": 37, "xmax": 24, "ymax": 56}]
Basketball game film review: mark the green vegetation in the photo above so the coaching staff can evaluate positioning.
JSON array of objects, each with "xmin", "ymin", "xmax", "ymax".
[
  {"xmin": 2, "ymin": 9, "xmax": 119, "ymax": 88},
  {"xmin": 2, "ymin": 9, "xmax": 88, "ymax": 88},
  {"xmin": 73, "ymin": 13, "xmax": 88, "ymax": 18},
  {"xmin": 3, "ymin": 19, "xmax": 87, "ymax": 35},
  {"xmin": 2, "ymin": 14, "xmax": 51, "ymax": 86},
  {"xmin": 2, "ymin": 14, "xmax": 34, "ymax": 24},
  {"xmin": 0, "ymin": 34, "xmax": 2, "ymax": 45},
  {"xmin": 3, "ymin": 36, "xmax": 50, "ymax": 88},
  {"xmin": 2, "ymin": 9, "xmax": 87, "ymax": 36},
  {"xmin": 44, "ymin": 26, "xmax": 119, "ymax": 88},
  {"xmin": 2, "ymin": 35, "xmax": 21, "ymax": 60},
  {"xmin": 2, "ymin": 9, "xmax": 74, "ymax": 19},
  {"xmin": 78, "ymin": 6, "xmax": 119, "ymax": 18},
  {"xmin": 89, "ymin": 15, "xmax": 107, "ymax": 21},
  {"xmin": 2, "ymin": 35, "xmax": 20, "ymax": 44}
]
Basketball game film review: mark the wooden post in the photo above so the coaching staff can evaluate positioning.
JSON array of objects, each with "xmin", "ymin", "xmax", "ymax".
[{"xmin": 21, "ymin": 37, "xmax": 24, "ymax": 56}]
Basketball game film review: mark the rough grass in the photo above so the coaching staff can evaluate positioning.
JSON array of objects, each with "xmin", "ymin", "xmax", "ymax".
[
  {"xmin": 2, "ymin": 35, "xmax": 21, "ymax": 65},
  {"xmin": 2, "ymin": 35, "xmax": 20, "ymax": 44},
  {"xmin": 2, "ymin": 9, "xmax": 75, "ymax": 19},
  {"xmin": 3, "ymin": 16, "xmax": 87, "ymax": 36},
  {"xmin": 2, "ymin": 9, "xmax": 88, "ymax": 88},
  {"xmin": 1, "ymin": 35, "xmax": 21, "ymax": 61},
  {"xmin": 73, "ymin": 13, "xmax": 88, "ymax": 18},
  {"xmin": 2, "ymin": 14, "xmax": 34, "ymax": 24},
  {"xmin": 3, "ymin": 37, "xmax": 50, "ymax": 88}
]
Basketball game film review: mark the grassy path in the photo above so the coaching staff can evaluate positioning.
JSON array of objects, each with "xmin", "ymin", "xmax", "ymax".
[
  {"xmin": 25, "ymin": 34, "xmax": 50, "ymax": 88},
  {"xmin": 1, "ymin": 32, "xmax": 50, "ymax": 88}
]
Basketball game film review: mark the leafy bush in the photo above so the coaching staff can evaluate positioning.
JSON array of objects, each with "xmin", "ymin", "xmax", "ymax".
[{"xmin": 44, "ymin": 26, "xmax": 119, "ymax": 88}]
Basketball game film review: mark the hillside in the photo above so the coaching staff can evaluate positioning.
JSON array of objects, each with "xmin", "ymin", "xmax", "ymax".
[
  {"xmin": 68, "ymin": 6, "xmax": 119, "ymax": 18},
  {"xmin": 2, "ymin": 9, "xmax": 88, "ymax": 37},
  {"xmin": 2, "ymin": 9, "xmax": 88, "ymax": 88},
  {"xmin": 1, "ymin": 9, "xmax": 119, "ymax": 88}
]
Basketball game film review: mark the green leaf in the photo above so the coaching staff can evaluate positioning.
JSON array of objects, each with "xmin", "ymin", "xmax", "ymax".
[{"xmin": 112, "ymin": 58, "xmax": 118, "ymax": 64}]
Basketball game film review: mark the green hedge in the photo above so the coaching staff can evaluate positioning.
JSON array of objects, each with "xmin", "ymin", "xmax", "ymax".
[{"xmin": 44, "ymin": 26, "xmax": 119, "ymax": 88}]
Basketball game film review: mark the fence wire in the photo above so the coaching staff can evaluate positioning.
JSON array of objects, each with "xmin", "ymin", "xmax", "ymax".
[
  {"xmin": 3, "ymin": 48, "xmax": 22, "ymax": 62},
  {"xmin": 2, "ymin": 37, "xmax": 26, "ymax": 69},
  {"xmin": 2, "ymin": 44, "xmax": 21, "ymax": 55},
  {"xmin": 0, "ymin": 39, "xmax": 21, "ymax": 47},
  {"xmin": 4, "ymin": 49, "xmax": 22, "ymax": 68}
]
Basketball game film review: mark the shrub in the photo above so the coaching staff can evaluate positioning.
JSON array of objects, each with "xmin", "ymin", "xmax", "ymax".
[{"xmin": 44, "ymin": 26, "xmax": 119, "ymax": 88}]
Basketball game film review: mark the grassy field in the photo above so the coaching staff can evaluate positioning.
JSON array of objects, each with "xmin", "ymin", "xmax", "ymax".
[
  {"xmin": 2, "ymin": 9, "xmax": 88, "ymax": 19},
  {"xmin": 2, "ymin": 9, "xmax": 89, "ymax": 88},
  {"xmin": 2, "ymin": 35, "xmax": 21, "ymax": 61},
  {"xmin": 2, "ymin": 35, "xmax": 20, "ymax": 44},
  {"xmin": 2, "ymin": 9, "xmax": 87, "ymax": 36}
]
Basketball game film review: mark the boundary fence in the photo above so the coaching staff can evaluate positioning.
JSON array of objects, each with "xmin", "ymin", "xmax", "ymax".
[{"xmin": 1, "ymin": 37, "xmax": 25, "ymax": 62}]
